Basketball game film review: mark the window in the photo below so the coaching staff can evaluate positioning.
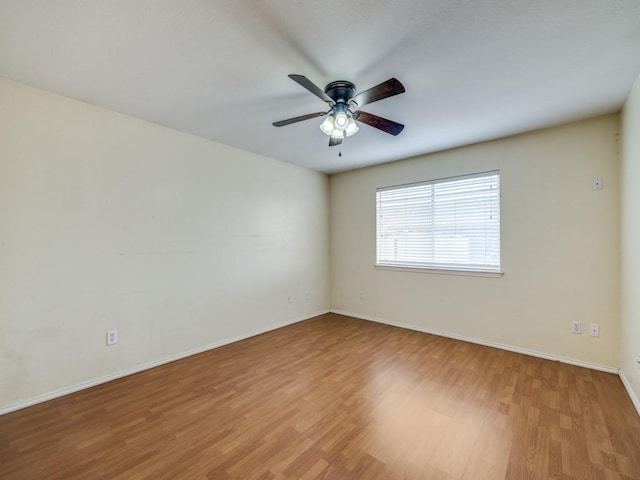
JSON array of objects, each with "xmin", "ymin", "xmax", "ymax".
[{"xmin": 376, "ymin": 171, "xmax": 500, "ymax": 273}]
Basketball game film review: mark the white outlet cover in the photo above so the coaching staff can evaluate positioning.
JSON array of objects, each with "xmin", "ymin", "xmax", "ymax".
[{"xmin": 106, "ymin": 329, "xmax": 118, "ymax": 346}]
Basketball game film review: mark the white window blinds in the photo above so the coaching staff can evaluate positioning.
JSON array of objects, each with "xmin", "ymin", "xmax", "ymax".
[{"xmin": 376, "ymin": 171, "xmax": 500, "ymax": 272}]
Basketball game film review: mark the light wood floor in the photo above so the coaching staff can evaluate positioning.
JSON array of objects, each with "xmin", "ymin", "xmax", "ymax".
[{"xmin": 1, "ymin": 313, "xmax": 639, "ymax": 479}]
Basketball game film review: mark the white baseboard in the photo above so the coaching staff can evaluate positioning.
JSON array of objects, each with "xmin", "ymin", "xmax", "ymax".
[
  {"xmin": 330, "ymin": 309, "xmax": 620, "ymax": 374},
  {"xmin": 4, "ymin": 309, "xmax": 631, "ymax": 417},
  {"xmin": 0, "ymin": 310, "xmax": 329, "ymax": 416},
  {"xmin": 619, "ymin": 371, "xmax": 640, "ymax": 417}
]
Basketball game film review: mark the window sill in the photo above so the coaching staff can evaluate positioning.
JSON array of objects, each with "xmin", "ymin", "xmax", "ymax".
[{"xmin": 374, "ymin": 264, "xmax": 504, "ymax": 278}]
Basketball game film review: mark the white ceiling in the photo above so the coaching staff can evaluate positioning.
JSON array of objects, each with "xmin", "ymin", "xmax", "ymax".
[{"xmin": 2, "ymin": 1, "xmax": 640, "ymax": 174}]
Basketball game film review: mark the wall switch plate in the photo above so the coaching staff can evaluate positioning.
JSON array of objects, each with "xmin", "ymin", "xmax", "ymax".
[
  {"xmin": 287, "ymin": 295, "xmax": 293, "ymax": 304},
  {"xmin": 106, "ymin": 329, "xmax": 118, "ymax": 346},
  {"xmin": 305, "ymin": 291, "xmax": 310, "ymax": 301},
  {"xmin": 359, "ymin": 290, "xmax": 366, "ymax": 300},
  {"xmin": 572, "ymin": 321, "xmax": 581, "ymax": 334},
  {"xmin": 589, "ymin": 323, "xmax": 600, "ymax": 337}
]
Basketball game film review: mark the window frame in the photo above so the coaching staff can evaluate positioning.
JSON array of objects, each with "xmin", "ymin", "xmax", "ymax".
[{"xmin": 375, "ymin": 170, "xmax": 502, "ymax": 277}]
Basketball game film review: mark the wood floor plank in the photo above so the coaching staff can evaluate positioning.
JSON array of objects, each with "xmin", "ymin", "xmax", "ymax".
[{"xmin": 1, "ymin": 313, "xmax": 639, "ymax": 479}]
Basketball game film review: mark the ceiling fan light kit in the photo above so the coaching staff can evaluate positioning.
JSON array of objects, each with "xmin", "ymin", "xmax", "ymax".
[
  {"xmin": 273, "ymin": 74, "xmax": 405, "ymax": 147},
  {"xmin": 320, "ymin": 103, "xmax": 359, "ymax": 138}
]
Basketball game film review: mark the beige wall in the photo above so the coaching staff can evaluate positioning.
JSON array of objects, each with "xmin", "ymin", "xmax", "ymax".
[
  {"xmin": 331, "ymin": 115, "xmax": 620, "ymax": 369},
  {"xmin": 620, "ymin": 73, "xmax": 640, "ymax": 410},
  {"xmin": 0, "ymin": 79, "xmax": 330, "ymax": 411},
  {"xmin": 0, "ymin": 76, "xmax": 631, "ymax": 413}
]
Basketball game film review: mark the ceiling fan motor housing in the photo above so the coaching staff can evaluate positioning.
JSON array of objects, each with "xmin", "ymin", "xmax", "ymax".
[{"xmin": 324, "ymin": 81, "xmax": 356, "ymax": 105}]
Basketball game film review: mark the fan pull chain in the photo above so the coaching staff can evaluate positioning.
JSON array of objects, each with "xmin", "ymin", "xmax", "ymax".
[{"xmin": 339, "ymin": 145, "xmax": 342, "ymax": 157}]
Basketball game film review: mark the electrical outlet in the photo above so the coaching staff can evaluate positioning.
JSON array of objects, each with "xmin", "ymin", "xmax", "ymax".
[
  {"xmin": 106, "ymin": 329, "xmax": 118, "ymax": 346},
  {"xmin": 305, "ymin": 291, "xmax": 310, "ymax": 301},
  {"xmin": 571, "ymin": 321, "xmax": 581, "ymax": 334},
  {"xmin": 589, "ymin": 323, "xmax": 600, "ymax": 337},
  {"xmin": 359, "ymin": 290, "xmax": 366, "ymax": 300},
  {"xmin": 287, "ymin": 295, "xmax": 293, "ymax": 304}
]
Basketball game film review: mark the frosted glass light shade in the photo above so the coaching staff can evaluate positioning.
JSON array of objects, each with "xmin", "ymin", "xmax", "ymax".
[
  {"xmin": 345, "ymin": 117, "xmax": 359, "ymax": 137},
  {"xmin": 319, "ymin": 116, "xmax": 334, "ymax": 135},
  {"xmin": 334, "ymin": 111, "xmax": 349, "ymax": 130}
]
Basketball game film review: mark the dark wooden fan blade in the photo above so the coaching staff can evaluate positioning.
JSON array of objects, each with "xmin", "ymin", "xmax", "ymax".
[
  {"xmin": 353, "ymin": 111, "xmax": 404, "ymax": 136},
  {"xmin": 329, "ymin": 136, "xmax": 343, "ymax": 147},
  {"xmin": 350, "ymin": 78, "xmax": 405, "ymax": 108},
  {"xmin": 272, "ymin": 111, "xmax": 326, "ymax": 127},
  {"xmin": 289, "ymin": 74, "xmax": 334, "ymax": 104}
]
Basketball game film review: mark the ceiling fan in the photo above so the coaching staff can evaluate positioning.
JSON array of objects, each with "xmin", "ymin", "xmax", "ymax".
[{"xmin": 272, "ymin": 74, "xmax": 406, "ymax": 147}]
